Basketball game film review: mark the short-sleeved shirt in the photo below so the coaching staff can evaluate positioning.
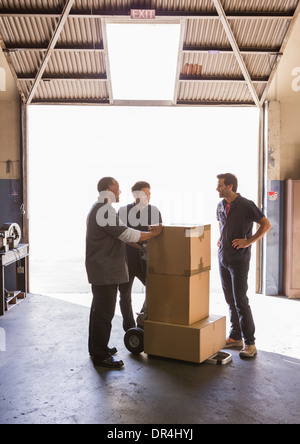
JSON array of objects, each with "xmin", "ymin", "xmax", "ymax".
[
  {"xmin": 85, "ymin": 201, "xmax": 129, "ymax": 285},
  {"xmin": 216, "ymin": 194, "xmax": 265, "ymax": 265},
  {"xmin": 118, "ymin": 203, "xmax": 162, "ymax": 273}
]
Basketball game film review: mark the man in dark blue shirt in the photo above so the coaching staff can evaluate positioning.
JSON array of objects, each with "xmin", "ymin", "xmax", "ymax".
[{"xmin": 216, "ymin": 173, "xmax": 271, "ymax": 358}]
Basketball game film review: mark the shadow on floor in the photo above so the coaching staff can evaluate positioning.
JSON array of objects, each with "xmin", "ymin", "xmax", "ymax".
[{"xmin": 0, "ymin": 294, "xmax": 299, "ymax": 425}]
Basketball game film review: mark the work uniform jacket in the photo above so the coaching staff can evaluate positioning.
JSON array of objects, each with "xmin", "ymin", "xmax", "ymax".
[{"xmin": 85, "ymin": 201, "xmax": 129, "ymax": 285}]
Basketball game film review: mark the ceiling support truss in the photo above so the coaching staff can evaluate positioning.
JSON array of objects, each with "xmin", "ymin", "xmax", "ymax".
[
  {"xmin": 26, "ymin": 0, "xmax": 75, "ymax": 105},
  {"xmin": 211, "ymin": 0, "xmax": 260, "ymax": 107},
  {"xmin": 0, "ymin": 1, "xmax": 298, "ymax": 107}
]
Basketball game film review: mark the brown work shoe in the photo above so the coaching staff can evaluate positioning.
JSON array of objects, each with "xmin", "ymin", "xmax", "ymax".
[
  {"xmin": 224, "ymin": 337, "xmax": 244, "ymax": 349},
  {"xmin": 239, "ymin": 344, "xmax": 257, "ymax": 359}
]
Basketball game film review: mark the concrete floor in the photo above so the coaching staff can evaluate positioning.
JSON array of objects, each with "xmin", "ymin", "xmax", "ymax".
[{"xmin": 0, "ymin": 291, "xmax": 300, "ymax": 425}]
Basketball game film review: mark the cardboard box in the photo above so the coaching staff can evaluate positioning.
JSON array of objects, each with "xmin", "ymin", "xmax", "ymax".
[
  {"xmin": 144, "ymin": 315, "xmax": 226, "ymax": 364},
  {"xmin": 148, "ymin": 225, "xmax": 211, "ymax": 276},
  {"xmin": 147, "ymin": 271, "xmax": 210, "ymax": 325}
]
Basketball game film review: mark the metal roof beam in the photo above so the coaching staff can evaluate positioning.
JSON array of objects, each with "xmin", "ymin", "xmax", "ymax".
[
  {"xmin": 5, "ymin": 44, "xmax": 281, "ymax": 56},
  {"xmin": 0, "ymin": 10, "xmax": 295, "ymax": 20},
  {"xmin": 29, "ymin": 99, "xmax": 255, "ymax": 107},
  {"xmin": 5, "ymin": 44, "xmax": 104, "ymax": 52},
  {"xmin": 101, "ymin": 19, "xmax": 113, "ymax": 104},
  {"xmin": 179, "ymin": 76, "xmax": 268, "ymax": 83},
  {"xmin": 212, "ymin": 0, "xmax": 260, "ymax": 107},
  {"xmin": 31, "ymin": 99, "xmax": 110, "ymax": 105},
  {"xmin": 173, "ymin": 18, "xmax": 186, "ymax": 105},
  {"xmin": 113, "ymin": 100, "xmax": 173, "ymax": 107},
  {"xmin": 18, "ymin": 74, "xmax": 107, "ymax": 81},
  {"xmin": 26, "ymin": 0, "xmax": 75, "ymax": 105},
  {"xmin": 183, "ymin": 46, "xmax": 282, "ymax": 55},
  {"xmin": 176, "ymin": 100, "xmax": 255, "ymax": 107}
]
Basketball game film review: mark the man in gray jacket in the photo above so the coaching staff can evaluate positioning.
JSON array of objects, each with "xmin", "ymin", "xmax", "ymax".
[{"xmin": 86, "ymin": 177, "xmax": 162, "ymax": 369}]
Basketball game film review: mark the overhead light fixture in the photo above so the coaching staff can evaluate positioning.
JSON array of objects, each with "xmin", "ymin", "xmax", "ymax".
[{"xmin": 106, "ymin": 23, "xmax": 180, "ymax": 101}]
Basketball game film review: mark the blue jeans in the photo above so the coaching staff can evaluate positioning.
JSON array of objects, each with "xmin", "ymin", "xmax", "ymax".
[{"xmin": 219, "ymin": 260, "xmax": 256, "ymax": 345}]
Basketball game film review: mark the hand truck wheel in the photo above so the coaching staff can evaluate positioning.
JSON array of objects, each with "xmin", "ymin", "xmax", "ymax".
[{"xmin": 124, "ymin": 327, "xmax": 144, "ymax": 355}]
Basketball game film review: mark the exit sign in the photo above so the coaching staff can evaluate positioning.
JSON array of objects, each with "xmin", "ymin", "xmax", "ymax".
[{"xmin": 131, "ymin": 9, "xmax": 156, "ymax": 19}]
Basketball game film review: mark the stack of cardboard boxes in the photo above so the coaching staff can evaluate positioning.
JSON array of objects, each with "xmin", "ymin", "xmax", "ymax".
[{"xmin": 144, "ymin": 225, "xmax": 226, "ymax": 364}]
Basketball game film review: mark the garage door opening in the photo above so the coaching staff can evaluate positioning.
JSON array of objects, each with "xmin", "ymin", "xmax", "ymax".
[{"xmin": 27, "ymin": 105, "xmax": 260, "ymax": 309}]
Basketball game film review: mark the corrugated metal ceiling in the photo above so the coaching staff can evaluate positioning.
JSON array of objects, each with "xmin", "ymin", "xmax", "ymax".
[{"xmin": 0, "ymin": 0, "xmax": 299, "ymax": 106}]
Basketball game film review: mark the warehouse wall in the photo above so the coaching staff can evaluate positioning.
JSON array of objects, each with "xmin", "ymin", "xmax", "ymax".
[
  {"xmin": 267, "ymin": 10, "xmax": 300, "ymax": 180},
  {"xmin": 0, "ymin": 46, "xmax": 22, "ymax": 228},
  {"xmin": 264, "ymin": 11, "xmax": 300, "ymax": 296}
]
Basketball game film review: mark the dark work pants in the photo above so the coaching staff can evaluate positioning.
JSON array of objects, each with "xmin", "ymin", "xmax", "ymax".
[
  {"xmin": 88, "ymin": 284, "xmax": 118, "ymax": 360},
  {"xmin": 219, "ymin": 260, "xmax": 256, "ymax": 345},
  {"xmin": 119, "ymin": 268, "xmax": 147, "ymax": 332}
]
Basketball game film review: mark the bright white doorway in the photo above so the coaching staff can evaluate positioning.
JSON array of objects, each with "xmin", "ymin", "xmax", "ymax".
[{"xmin": 27, "ymin": 105, "xmax": 260, "ymax": 311}]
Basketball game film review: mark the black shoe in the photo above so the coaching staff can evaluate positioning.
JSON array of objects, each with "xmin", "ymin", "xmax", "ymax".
[
  {"xmin": 93, "ymin": 356, "xmax": 124, "ymax": 369},
  {"xmin": 90, "ymin": 347, "xmax": 117, "ymax": 359},
  {"xmin": 108, "ymin": 346, "xmax": 118, "ymax": 355}
]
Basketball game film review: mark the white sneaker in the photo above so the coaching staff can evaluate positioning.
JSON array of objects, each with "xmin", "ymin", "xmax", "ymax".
[{"xmin": 239, "ymin": 344, "xmax": 257, "ymax": 358}]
